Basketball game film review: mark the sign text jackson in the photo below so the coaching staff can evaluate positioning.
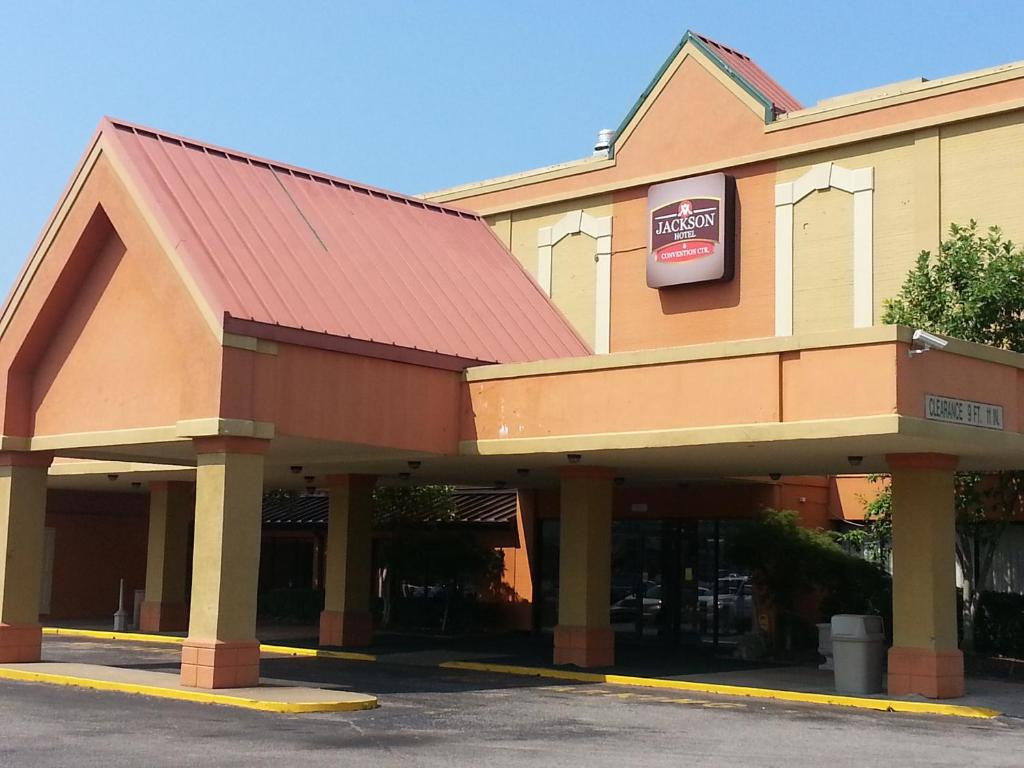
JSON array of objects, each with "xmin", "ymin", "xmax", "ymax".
[{"xmin": 647, "ymin": 172, "xmax": 735, "ymax": 288}]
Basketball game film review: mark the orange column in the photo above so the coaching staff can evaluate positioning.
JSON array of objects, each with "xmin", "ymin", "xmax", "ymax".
[
  {"xmin": 180, "ymin": 437, "xmax": 267, "ymax": 689},
  {"xmin": 319, "ymin": 474, "xmax": 376, "ymax": 647},
  {"xmin": 885, "ymin": 453, "xmax": 964, "ymax": 699},
  {"xmin": 0, "ymin": 452, "xmax": 52, "ymax": 663},
  {"xmin": 554, "ymin": 466, "xmax": 614, "ymax": 667}
]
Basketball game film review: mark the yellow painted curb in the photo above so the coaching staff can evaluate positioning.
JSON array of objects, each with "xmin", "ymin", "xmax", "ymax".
[
  {"xmin": 42, "ymin": 628, "xmax": 376, "ymax": 662},
  {"xmin": 43, "ymin": 627, "xmax": 184, "ymax": 645},
  {"xmin": 258, "ymin": 644, "xmax": 377, "ymax": 663},
  {"xmin": 0, "ymin": 666, "xmax": 378, "ymax": 713},
  {"xmin": 439, "ymin": 661, "xmax": 1001, "ymax": 720}
]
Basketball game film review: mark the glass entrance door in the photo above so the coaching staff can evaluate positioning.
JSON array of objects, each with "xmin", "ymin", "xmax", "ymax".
[
  {"xmin": 610, "ymin": 521, "xmax": 663, "ymax": 638},
  {"xmin": 610, "ymin": 520, "xmax": 700, "ymax": 643}
]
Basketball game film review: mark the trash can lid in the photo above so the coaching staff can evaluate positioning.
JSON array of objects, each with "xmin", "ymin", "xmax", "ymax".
[{"xmin": 831, "ymin": 614, "xmax": 884, "ymax": 638}]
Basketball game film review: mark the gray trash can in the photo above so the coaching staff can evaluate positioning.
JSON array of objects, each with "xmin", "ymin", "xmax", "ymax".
[{"xmin": 830, "ymin": 614, "xmax": 885, "ymax": 695}]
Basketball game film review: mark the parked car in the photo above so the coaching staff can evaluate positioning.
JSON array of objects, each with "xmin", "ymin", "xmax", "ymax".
[
  {"xmin": 699, "ymin": 575, "xmax": 754, "ymax": 633},
  {"xmin": 610, "ymin": 583, "xmax": 662, "ymax": 624}
]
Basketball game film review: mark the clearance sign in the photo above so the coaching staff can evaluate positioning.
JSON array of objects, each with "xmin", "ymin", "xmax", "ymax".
[{"xmin": 647, "ymin": 172, "xmax": 735, "ymax": 288}]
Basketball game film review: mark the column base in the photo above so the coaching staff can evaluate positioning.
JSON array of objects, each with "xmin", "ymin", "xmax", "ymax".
[
  {"xmin": 318, "ymin": 610, "xmax": 373, "ymax": 647},
  {"xmin": 180, "ymin": 639, "xmax": 260, "ymax": 689},
  {"xmin": 553, "ymin": 625, "xmax": 614, "ymax": 667},
  {"xmin": 0, "ymin": 623, "xmax": 42, "ymax": 663},
  {"xmin": 888, "ymin": 647, "xmax": 965, "ymax": 699},
  {"xmin": 139, "ymin": 601, "xmax": 188, "ymax": 633}
]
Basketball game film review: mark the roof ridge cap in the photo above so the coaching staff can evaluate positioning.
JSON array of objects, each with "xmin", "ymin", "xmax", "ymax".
[
  {"xmin": 689, "ymin": 31, "xmax": 752, "ymax": 61},
  {"xmin": 102, "ymin": 116, "xmax": 480, "ymax": 220}
]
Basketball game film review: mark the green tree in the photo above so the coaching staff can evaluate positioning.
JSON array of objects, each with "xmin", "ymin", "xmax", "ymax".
[
  {"xmin": 374, "ymin": 484, "xmax": 503, "ymax": 632},
  {"xmin": 837, "ymin": 474, "xmax": 892, "ymax": 565},
  {"xmin": 873, "ymin": 220, "xmax": 1024, "ymax": 651}
]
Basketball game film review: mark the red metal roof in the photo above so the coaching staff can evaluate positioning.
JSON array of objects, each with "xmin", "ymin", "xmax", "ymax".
[
  {"xmin": 102, "ymin": 119, "xmax": 589, "ymax": 366},
  {"xmin": 262, "ymin": 488, "xmax": 518, "ymax": 527},
  {"xmin": 692, "ymin": 33, "xmax": 803, "ymax": 115}
]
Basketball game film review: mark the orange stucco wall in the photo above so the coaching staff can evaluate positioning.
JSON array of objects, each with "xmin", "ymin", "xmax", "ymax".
[
  {"xmin": 531, "ymin": 480, "xmax": 825, "ymax": 525},
  {"xmin": 464, "ymin": 342, "xmax": 906, "ymax": 442},
  {"xmin": 780, "ymin": 344, "xmax": 898, "ymax": 422},
  {"xmin": 0, "ymin": 152, "xmax": 222, "ymax": 437},
  {"xmin": 448, "ymin": 62, "xmax": 1024, "ymax": 216},
  {"xmin": 43, "ymin": 490, "xmax": 149, "ymax": 620},
  {"xmin": 610, "ymin": 161, "xmax": 776, "ymax": 350},
  {"xmin": 896, "ymin": 346, "xmax": 1022, "ymax": 432},
  {"xmin": 221, "ymin": 342, "xmax": 463, "ymax": 454},
  {"xmin": 613, "ymin": 55, "xmax": 770, "ymax": 188},
  {"xmin": 464, "ymin": 354, "xmax": 782, "ymax": 441},
  {"xmin": 829, "ymin": 475, "xmax": 880, "ymax": 522}
]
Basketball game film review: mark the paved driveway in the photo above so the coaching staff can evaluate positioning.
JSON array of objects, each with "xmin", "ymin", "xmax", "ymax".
[{"xmin": 0, "ymin": 637, "xmax": 1021, "ymax": 767}]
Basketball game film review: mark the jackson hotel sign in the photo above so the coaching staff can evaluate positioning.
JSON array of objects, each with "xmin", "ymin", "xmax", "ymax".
[{"xmin": 647, "ymin": 172, "xmax": 736, "ymax": 288}]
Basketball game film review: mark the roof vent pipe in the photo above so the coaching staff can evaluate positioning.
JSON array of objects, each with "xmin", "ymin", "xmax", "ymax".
[{"xmin": 593, "ymin": 128, "xmax": 614, "ymax": 157}]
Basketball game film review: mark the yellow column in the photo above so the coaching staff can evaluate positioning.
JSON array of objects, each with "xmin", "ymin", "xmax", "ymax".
[
  {"xmin": 319, "ymin": 474, "xmax": 376, "ymax": 647},
  {"xmin": 554, "ymin": 466, "xmax": 614, "ymax": 667},
  {"xmin": 0, "ymin": 452, "xmax": 51, "ymax": 663},
  {"xmin": 886, "ymin": 453, "xmax": 964, "ymax": 699},
  {"xmin": 180, "ymin": 437, "xmax": 267, "ymax": 689},
  {"xmin": 140, "ymin": 481, "xmax": 193, "ymax": 632}
]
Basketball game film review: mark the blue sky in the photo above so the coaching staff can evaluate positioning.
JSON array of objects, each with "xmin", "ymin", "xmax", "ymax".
[{"xmin": 2, "ymin": 1, "xmax": 1023, "ymax": 290}]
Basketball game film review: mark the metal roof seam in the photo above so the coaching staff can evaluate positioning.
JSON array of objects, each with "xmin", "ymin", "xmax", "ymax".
[
  {"xmin": 436, "ymin": 228, "xmax": 551, "ymax": 362},
  {"xmin": 158, "ymin": 134, "xmax": 279, "ymax": 320},
  {"xmin": 100, "ymin": 118, "xmax": 589, "ymax": 363},
  {"xmin": 244, "ymin": 163, "xmax": 365, "ymax": 336},
  {"xmin": 313, "ymin": 189, "xmax": 456, "ymax": 351},
  {"xmin": 106, "ymin": 126, "xmax": 250, "ymax": 315},
  {"xmin": 373, "ymin": 203, "xmax": 496, "ymax": 359},
  {"xmin": 205, "ymin": 151, "xmax": 328, "ymax": 331},
  {"xmin": 108, "ymin": 118, "xmax": 482, "ymax": 220},
  {"xmin": 277, "ymin": 175, "xmax": 412, "ymax": 343},
  {"xmin": 329, "ymin": 192, "xmax": 482, "ymax": 357},
  {"xmin": 176, "ymin": 141, "xmax": 302, "ymax": 326}
]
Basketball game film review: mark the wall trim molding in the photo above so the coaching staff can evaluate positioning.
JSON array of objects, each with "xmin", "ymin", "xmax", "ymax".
[
  {"xmin": 774, "ymin": 162, "xmax": 874, "ymax": 336},
  {"xmin": 537, "ymin": 211, "xmax": 613, "ymax": 354}
]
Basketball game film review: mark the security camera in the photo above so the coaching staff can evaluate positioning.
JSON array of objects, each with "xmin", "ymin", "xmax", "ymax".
[{"xmin": 910, "ymin": 329, "xmax": 949, "ymax": 356}]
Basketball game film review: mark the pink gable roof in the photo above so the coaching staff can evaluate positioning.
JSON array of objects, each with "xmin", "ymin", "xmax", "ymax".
[
  {"xmin": 102, "ymin": 119, "xmax": 589, "ymax": 366},
  {"xmin": 692, "ymin": 33, "xmax": 803, "ymax": 116}
]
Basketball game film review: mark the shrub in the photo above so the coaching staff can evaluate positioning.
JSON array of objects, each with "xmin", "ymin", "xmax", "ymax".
[
  {"xmin": 975, "ymin": 591, "xmax": 1024, "ymax": 658},
  {"xmin": 257, "ymin": 587, "xmax": 325, "ymax": 624},
  {"xmin": 729, "ymin": 510, "xmax": 891, "ymax": 650}
]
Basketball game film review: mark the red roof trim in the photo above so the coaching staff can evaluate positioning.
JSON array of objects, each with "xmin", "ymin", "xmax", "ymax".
[
  {"xmin": 223, "ymin": 315, "xmax": 493, "ymax": 372},
  {"xmin": 691, "ymin": 32, "xmax": 802, "ymax": 115}
]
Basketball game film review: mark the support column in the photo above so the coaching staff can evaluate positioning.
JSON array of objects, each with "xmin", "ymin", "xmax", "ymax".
[
  {"xmin": 319, "ymin": 474, "xmax": 376, "ymax": 647},
  {"xmin": 0, "ymin": 452, "xmax": 52, "ymax": 663},
  {"xmin": 140, "ymin": 481, "xmax": 192, "ymax": 632},
  {"xmin": 180, "ymin": 437, "xmax": 267, "ymax": 689},
  {"xmin": 886, "ymin": 453, "xmax": 964, "ymax": 699},
  {"xmin": 554, "ymin": 466, "xmax": 614, "ymax": 667}
]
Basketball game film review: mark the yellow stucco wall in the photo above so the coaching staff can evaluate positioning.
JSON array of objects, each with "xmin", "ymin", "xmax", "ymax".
[
  {"xmin": 484, "ymin": 109, "xmax": 1024, "ymax": 350},
  {"xmin": 777, "ymin": 114, "xmax": 1024, "ymax": 335},
  {"xmin": 792, "ymin": 188, "xmax": 854, "ymax": 334},
  {"xmin": 486, "ymin": 211, "xmax": 512, "ymax": 249},
  {"xmin": 551, "ymin": 232, "xmax": 598, "ymax": 347},
  {"xmin": 496, "ymin": 195, "xmax": 611, "ymax": 348},
  {"xmin": 777, "ymin": 134, "xmax": 917, "ymax": 329},
  {"xmin": 940, "ymin": 111, "xmax": 1024, "ymax": 243}
]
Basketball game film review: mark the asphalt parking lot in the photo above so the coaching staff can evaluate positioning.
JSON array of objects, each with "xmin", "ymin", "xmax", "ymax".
[{"xmin": 0, "ymin": 637, "xmax": 1022, "ymax": 767}]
